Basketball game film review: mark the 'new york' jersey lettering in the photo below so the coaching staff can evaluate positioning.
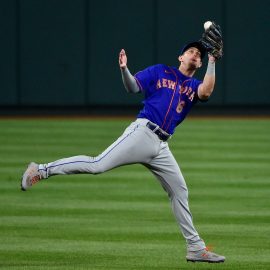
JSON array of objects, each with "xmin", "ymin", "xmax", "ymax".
[{"xmin": 134, "ymin": 64, "xmax": 205, "ymax": 134}]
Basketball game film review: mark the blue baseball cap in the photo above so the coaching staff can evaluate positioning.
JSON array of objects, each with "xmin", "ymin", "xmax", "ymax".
[{"xmin": 180, "ymin": 41, "xmax": 206, "ymax": 59}]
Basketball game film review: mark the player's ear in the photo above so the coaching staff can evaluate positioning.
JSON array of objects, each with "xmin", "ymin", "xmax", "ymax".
[
  {"xmin": 198, "ymin": 61, "xmax": 202, "ymax": 68},
  {"xmin": 178, "ymin": 55, "xmax": 183, "ymax": 63}
]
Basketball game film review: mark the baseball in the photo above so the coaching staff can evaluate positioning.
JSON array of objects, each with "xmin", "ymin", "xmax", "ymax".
[{"xmin": 204, "ymin": 21, "xmax": 212, "ymax": 30}]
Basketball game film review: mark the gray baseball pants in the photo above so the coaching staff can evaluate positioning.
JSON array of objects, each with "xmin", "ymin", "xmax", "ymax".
[{"xmin": 39, "ymin": 118, "xmax": 206, "ymax": 251}]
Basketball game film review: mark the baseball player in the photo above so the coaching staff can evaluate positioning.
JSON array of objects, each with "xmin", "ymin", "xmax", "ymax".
[{"xmin": 21, "ymin": 24, "xmax": 225, "ymax": 263}]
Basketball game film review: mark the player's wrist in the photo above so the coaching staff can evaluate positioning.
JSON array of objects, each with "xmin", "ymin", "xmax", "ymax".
[
  {"xmin": 206, "ymin": 60, "xmax": 215, "ymax": 75},
  {"xmin": 120, "ymin": 65, "xmax": 128, "ymax": 72}
]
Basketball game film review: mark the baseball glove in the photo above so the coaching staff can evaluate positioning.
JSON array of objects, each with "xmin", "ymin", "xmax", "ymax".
[{"xmin": 200, "ymin": 22, "xmax": 223, "ymax": 59}]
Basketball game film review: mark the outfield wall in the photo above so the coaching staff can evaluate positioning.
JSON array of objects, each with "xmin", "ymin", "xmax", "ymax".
[{"xmin": 0, "ymin": 0, "xmax": 269, "ymax": 108}]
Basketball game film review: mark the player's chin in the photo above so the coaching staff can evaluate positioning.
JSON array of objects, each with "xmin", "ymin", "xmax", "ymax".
[
  {"xmin": 193, "ymin": 60, "xmax": 202, "ymax": 69},
  {"xmin": 189, "ymin": 62, "xmax": 198, "ymax": 70}
]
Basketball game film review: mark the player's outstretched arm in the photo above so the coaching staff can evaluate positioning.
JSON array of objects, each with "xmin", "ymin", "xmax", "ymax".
[
  {"xmin": 197, "ymin": 55, "xmax": 216, "ymax": 100},
  {"xmin": 119, "ymin": 49, "xmax": 140, "ymax": 94}
]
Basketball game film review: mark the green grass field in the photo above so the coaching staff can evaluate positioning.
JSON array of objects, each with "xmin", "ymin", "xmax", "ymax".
[{"xmin": 0, "ymin": 117, "xmax": 269, "ymax": 270}]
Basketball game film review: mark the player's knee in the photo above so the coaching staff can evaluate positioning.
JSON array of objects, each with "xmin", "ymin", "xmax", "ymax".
[
  {"xmin": 160, "ymin": 181, "xmax": 189, "ymax": 200},
  {"xmin": 90, "ymin": 164, "xmax": 103, "ymax": 175},
  {"xmin": 166, "ymin": 183, "xmax": 188, "ymax": 201},
  {"xmin": 89, "ymin": 159, "xmax": 106, "ymax": 174},
  {"xmin": 175, "ymin": 185, "xmax": 189, "ymax": 200}
]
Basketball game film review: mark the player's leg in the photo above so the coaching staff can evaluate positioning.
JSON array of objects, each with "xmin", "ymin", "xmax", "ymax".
[
  {"xmin": 144, "ymin": 142, "xmax": 205, "ymax": 249},
  {"xmin": 145, "ymin": 142, "xmax": 225, "ymax": 263},
  {"xmin": 41, "ymin": 122, "xmax": 157, "ymax": 177},
  {"xmin": 21, "ymin": 119, "xmax": 159, "ymax": 190}
]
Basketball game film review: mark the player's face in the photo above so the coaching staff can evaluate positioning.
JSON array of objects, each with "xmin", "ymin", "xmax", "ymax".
[{"xmin": 179, "ymin": 47, "xmax": 202, "ymax": 69}]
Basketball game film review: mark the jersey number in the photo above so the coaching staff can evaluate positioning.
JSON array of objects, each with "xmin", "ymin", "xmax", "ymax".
[{"xmin": 176, "ymin": 101, "xmax": 185, "ymax": 113}]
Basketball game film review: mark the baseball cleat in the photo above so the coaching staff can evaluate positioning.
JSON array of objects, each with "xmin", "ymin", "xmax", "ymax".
[
  {"xmin": 21, "ymin": 162, "xmax": 42, "ymax": 191},
  {"xmin": 186, "ymin": 247, "xmax": 225, "ymax": 263}
]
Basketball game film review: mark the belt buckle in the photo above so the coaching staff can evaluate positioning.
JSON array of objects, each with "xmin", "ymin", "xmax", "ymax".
[{"xmin": 160, "ymin": 132, "xmax": 168, "ymax": 141}]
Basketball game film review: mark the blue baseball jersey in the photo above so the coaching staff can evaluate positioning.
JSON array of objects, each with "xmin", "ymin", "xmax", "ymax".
[{"xmin": 134, "ymin": 64, "xmax": 205, "ymax": 135}]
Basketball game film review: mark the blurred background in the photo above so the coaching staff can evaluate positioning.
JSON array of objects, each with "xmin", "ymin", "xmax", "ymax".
[{"xmin": 0, "ymin": 0, "xmax": 269, "ymax": 116}]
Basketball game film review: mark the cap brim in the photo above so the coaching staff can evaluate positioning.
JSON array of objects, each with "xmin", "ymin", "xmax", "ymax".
[{"xmin": 180, "ymin": 42, "xmax": 206, "ymax": 59}]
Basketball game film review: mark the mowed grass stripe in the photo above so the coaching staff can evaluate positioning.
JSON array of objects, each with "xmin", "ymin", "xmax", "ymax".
[{"xmin": 0, "ymin": 118, "xmax": 269, "ymax": 270}]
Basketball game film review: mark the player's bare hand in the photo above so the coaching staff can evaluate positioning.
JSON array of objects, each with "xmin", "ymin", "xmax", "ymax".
[{"xmin": 119, "ymin": 49, "xmax": 127, "ymax": 69}]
